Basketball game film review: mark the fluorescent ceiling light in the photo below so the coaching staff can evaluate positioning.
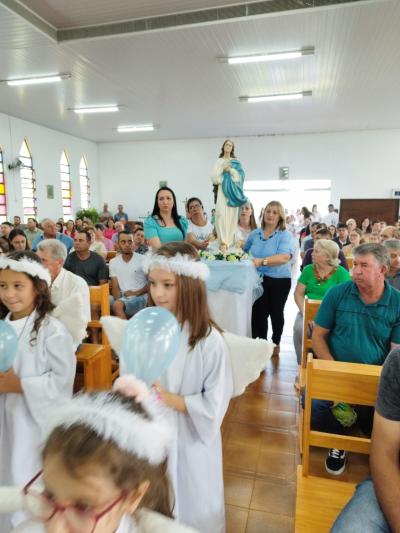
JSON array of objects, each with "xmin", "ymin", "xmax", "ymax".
[
  {"xmin": 6, "ymin": 73, "xmax": 71, "ymax": 86},
  {"xmin": 117, "ymin": 125, "xmax": 155, "ymax": 133},
  {"xmin": 222, "ymin": 48, "xmax": 314, "ymax": 65},
  {"xmin": 73, "ymin": 106, "xmax": 119, "ymax": 114},
  {"xmin": 241, "ymin": 91, "xmax": 312, "ymax": 103}
]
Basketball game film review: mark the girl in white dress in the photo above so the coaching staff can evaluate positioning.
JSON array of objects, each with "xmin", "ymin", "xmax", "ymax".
[
  {"xmin": 12, "ymin": 377, "xmax": 197, "ymax": 533},
  {"xmin": 0, "ymin": 251, "xmax": 76, "ymax": 531},
  {"xmin": 143, "ymin": 242, "xmax": 234, "ymax": 533}
]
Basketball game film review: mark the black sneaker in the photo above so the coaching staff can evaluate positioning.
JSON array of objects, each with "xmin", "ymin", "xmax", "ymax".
[{"xmin": 325, "ymin": 449, "xmax": 346, "ymax": 475}]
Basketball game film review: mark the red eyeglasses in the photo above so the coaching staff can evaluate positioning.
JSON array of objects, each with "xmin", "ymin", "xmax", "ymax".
[{"xmin": 22, "ymin": 470, "xmax": 126, "ymax": 533}]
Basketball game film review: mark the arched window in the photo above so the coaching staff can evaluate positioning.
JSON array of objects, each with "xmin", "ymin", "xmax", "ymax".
[
  {"xmin": 79, "ymin": 156, "xmax": 90, "ymax": 208},
  {"xmin": 19, "ymin": 139, "xmax": 37, "ymax": 222},
  {"xmin": 60, "ymin": 151, "xmax": 72, "ymax": 218},
  {"xmin": 0, "ymin": 148, "xmax": 7, "ymax": 222}
]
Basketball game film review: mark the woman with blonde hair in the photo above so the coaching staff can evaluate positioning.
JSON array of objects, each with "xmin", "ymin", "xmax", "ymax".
[
  {"xmin": 380, "ymin": 225, "xmax": 400, "ymax": 242},
  {"xmin": 293, "ymin": 239, "xmax": 351, "ymax": 365},
  {"xmin": 235, "ymin": 202, "xmax": 257, "ymax": 246},
  {"xmin": 342, "ymin": 228, "xmax": 363, "ymax": 257},
  {"xmin": 244, "ymin": 201, "xmax": 293, "ymax": 356}
]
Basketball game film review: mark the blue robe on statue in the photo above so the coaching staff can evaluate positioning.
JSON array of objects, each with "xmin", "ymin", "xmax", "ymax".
[{"xmin": 222, "ymin": 159, "xmax": 248, "ymax": 207}]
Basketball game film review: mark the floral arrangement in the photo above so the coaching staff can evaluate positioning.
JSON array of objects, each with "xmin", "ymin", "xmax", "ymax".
[{"xmin": 199, "ymin": 249, "xmax": 249, "ymax": 262}]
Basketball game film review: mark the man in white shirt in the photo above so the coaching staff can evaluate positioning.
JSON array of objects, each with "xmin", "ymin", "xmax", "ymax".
[
  {"xmin": 110, "ymin": 230, "xmax": 148, "ymax": 319},
  {"xmin": 322, "ymin": 204, "xmax": 339, "ymax": 226},
  {"xmin": 36, "ymin": 239, "xmax": 91, "ymax": 346}
]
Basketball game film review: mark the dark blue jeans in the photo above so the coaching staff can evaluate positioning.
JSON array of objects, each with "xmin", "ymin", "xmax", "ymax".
[
  {"xmin": 331, "ymin": 478, "xmax": 390, "ymax": 532},
  {"xmin": 301, "ymin": 396, "xmax": 374, "ymax": 436}
]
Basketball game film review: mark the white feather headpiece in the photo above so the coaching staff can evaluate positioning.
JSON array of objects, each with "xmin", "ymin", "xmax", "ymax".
[
  {"xmin": 0, "ymin": 257, "xmax": 51, "ymax": 286},
  {"xmin": 44, "ymin": 387, "xmax": 172, "ymax": 465},
  {"xmin": 142, "ymin": 252, "xmax": 210, "ymax": 281}
]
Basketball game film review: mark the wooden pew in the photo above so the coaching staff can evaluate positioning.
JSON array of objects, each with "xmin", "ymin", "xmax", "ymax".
[
  {"xmin": 295, "ymin": 355, "xmax": 381, "ymax": 533},
  {"xmin": 76, "ymin": 343, "xmax": 112, "ymax": 391},
  {"xmin": 88, "ymin": 283, "xmax": 111, "ymax": 338},
  {"xmin": 89, "ymin": 283, "xmax": 120, "ymax": 382},
  {"xmin": 75, "ymin": 284, "xmax": 115, "ymax": 391},
  {"xmin": 299, "ymin": 297, "xmax": 321, "ymax": 390},
  {"xmin": 106, "ymin": 250, "xmax": 117, "ymax": 262}
]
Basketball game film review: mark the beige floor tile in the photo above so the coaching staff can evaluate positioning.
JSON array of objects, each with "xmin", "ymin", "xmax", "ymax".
[
  {"xmin": 224, "ymin": 440, "xmax": 261, "ymax": 474},
  {"xmin": 250, "ymin": 478, "xmax": 295, "ymax": 516},
  {"xmin": 247, "ymin": 374, "xmax": 272, "ymax": 393},
  {"xmin": 224, "ymin": 473, "xmax": 255, "ymax": 508},
  {"xmin": 225, "ymin": 505, "xmax": 248, "ymax": 533},
  {"xmin": 256, "ymin": 449, "xmax": 297, "ymax": 480},
  {"xmin": 232, "ymin": 403, "xmax": 270, "ymax": 426},
  {"xmin": 269, "ymin": 379, "xmax": 298, "ymax": 397},
  {"xmin": 237, "ymin": 392, "xmax": 270, "ymax": 411},
  {"xmin": 264, "ymin": 409, "xmax": 297, "ymax": 430},
  {"xmin": 268, "ymin": 394, "xmax": 298, "ymax": 413},
  {"xmin": 260, "ymin": 429, "xmax": 297, "ymax": 454},
  {"xmin": 246, "ymin": 510, "xmax": 294, "ymax": 533},
  {"xmin": 223, "ymin": 422, "xmax": 264, "ymax": 449}
]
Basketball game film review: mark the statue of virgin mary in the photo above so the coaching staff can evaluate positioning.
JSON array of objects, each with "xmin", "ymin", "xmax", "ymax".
[{"xmin": 211, "ymin": 139, "xmax": 248, "ymax": 249}]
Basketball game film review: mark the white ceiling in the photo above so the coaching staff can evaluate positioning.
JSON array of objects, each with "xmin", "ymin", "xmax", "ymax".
[{"xmin": 0, "ymin": 0, "xmax": 399, "ymax": 143}]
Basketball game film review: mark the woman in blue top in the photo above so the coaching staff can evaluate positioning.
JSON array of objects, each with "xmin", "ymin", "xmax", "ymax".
[
  {"xmin": 244, "ymin": 201, "xmax": 293, "ymax": 356},
  {"xmin": 144, "ymin": 187, "xmax": 188, "ymax": 250}
]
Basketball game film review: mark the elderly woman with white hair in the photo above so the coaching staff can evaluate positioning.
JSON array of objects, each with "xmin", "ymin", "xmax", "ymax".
[
  {"xmin": 384, "ymin": 239, "xmax": 400, "ymax": 290},
  {"xmin": 293, "ymin": 239, "xmax": 351, "ymax": 367}
]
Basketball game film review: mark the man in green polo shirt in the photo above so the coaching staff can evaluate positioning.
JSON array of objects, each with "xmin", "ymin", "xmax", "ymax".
[{"xmin": 311, "ymin": 243, "xmax": 400, "ymax": 475}]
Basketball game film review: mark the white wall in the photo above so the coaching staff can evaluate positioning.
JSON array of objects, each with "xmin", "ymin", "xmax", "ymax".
[
  {"xmin": 98, "ymin": 129, "xmax": 400, "ymax": 219},
  {"xmin": 0, "ymin": 112, "xmax": 99, "ymax": 221}
]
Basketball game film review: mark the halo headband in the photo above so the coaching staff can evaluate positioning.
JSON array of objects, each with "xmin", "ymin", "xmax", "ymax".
[
  {"xmin": 45, "ymin": 391, "xmax": 171, "ymax": 465},
  {"xmin": 142, "ymin": 252, "xmax": 210, "ymax": 281},
  {"xmin": 0, "ymin": 258, "xmax": 51, "ymax": 286}
]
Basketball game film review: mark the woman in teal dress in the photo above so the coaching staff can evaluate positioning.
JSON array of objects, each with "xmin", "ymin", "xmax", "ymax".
[{"xmin": 144, "ymin": 187, "xmax": 188, "ymax": 250}]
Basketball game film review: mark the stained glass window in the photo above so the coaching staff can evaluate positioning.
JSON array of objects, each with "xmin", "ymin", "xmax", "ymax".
[
  {"xmin": 79, "ymin": 156, "xmax": 90, "ymax": 209},
  {"xmin": 0, "ymin": 149, "xmax": 7, "ymax": 222},
  {"xmin": 60, "ymin": 151, "xmax": 72, "ymax": 218},
  {"xmin": 19, "ymin": 139, "xmax": 37, "ymax": 223}
]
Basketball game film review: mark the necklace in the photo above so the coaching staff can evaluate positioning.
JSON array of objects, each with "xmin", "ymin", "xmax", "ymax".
[{"xmin": 313, "ymin": 264, "xmax": 337, "ymax": 285}]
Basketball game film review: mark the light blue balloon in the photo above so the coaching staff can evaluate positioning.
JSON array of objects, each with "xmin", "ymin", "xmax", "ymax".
[
  {"xmin": 0, "ymin": 320, "xmax": 18, "ymax": 373},
  {"xmin": 120, "ymin": 307, "xmax": 180, "ymax": 386}
]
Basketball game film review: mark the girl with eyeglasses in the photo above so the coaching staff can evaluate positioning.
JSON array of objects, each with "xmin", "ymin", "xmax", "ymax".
[{"xmin": 16, "ymin": 379, "xmax": 197, "ymax": 533}]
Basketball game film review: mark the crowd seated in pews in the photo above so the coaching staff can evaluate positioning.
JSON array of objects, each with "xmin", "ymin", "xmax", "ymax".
[{"xmin": 1, "ymin": 200, "xmax": 400, "ymax": 531}]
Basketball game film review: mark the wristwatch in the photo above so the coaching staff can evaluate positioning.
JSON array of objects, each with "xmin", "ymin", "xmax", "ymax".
[{"xmin": 262, "ymin": 258, "xmax": 268, "ymax": 266}]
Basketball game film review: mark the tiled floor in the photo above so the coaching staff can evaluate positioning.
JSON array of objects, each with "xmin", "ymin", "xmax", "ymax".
[
  {"xmin": 222, "ymin": 340, "xmax": 299, "ymax": 533},
  {"xmin": 222, "ymin": 298, "xmax": 370, "ymax": 532}
]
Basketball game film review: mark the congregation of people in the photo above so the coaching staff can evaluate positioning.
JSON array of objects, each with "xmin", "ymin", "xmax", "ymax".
[{"xmin": 1, "ymin": 139, "xmax": 400, "ymax": 532}]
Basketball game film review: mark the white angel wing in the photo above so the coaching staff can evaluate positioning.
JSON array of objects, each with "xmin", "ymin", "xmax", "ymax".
[
  {"xmin": 100, "ymin": 316, "xmax": 272, "ymax": 398},
  {"xmin": 100, "ymin": 316, "xmax": 127, "ymax": 355},
  {"xmin": 223, "ymin": 332, "xmax": 273, "ymax": 397},
  {"xmin": 0, "ymin": 487, "xmax": 23, "ymax": 513},
  {"xmin": 52, "ymin": 292, "xmax": 87, "ymax": 344}
]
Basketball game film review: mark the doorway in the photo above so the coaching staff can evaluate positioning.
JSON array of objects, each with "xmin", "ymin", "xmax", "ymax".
[{"xmin": 244, "ymin": 179, "xmax": 331, "ymax": 222}]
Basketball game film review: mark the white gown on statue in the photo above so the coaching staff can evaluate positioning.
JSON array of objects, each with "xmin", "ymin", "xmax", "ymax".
[
  {"xmin": 0, "ymin": 312, "xmax": 76, "ymax": 532},
  {"xmin": 161, "ymin": 324, "xmax": 233, "ymax": 533},
  {"xmin": 211, "ymin": 158, "xmax": 241, "ymax": 248}
]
